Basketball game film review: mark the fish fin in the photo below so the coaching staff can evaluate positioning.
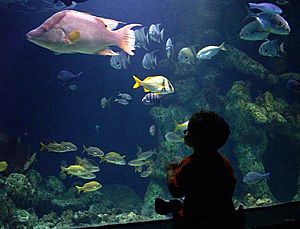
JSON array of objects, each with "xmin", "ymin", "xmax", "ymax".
[
  {"xmin": 154, "ymin": 92, "xmax": 161, "ymax": 95},
  {"xmin": 68, "ymin": 30, "xmax": 81, "ymax": 43},
  {"xmin": 133, "ymin": 75, "xmax": 142, "ymax": 88},
  {"xmin": 144, "ymin": 88, "xmax": 150, "ymax": 92},
  {"xmin": 75, "ymin": 186, "xmax": 82, "ymax": 194},
  {"xmin": 154, "ymin": 56, "xmax": 158, "ymax": 67},
  {"xmin": 173, "ymin": 119, "xmax": 180, "ymax": 132},
  {"xmin": 98, "ymin": 48, "xmax": 119, "ymax": 56},
  {"xmin": 144, "ymin": 76, "xmax": 153, "ymax": 81},
  {"xmin": 53, "ymin": 52, "xmax": 61, "ymax": 55},
  {"xmin": 116, "ymin": 24, "xmax": 142, "ymax": 56},
  {"xmin": 40, "ymin": 142, "xmax": 46, "ymax": 151},
  {"xmin": 76, "ymin": 72, "xmax": 83, "ymax": 78},
  {"xmin": 60, "ymin": 166, "xmax": 66, "ymax": 173},
  {"xmin": 160, "ymin": 28, "xmax": 164, "ymax": 42},
  {"xmin": 220, "ymin": 41, "xmax": 227, "ymax": 51},
  {"xmin": 146, "ymin": 31, "xmax": 150, "ymax": 45},
  {"xmin": 98, "ymin": 17, "xmax": 125, "ymax": 30}
]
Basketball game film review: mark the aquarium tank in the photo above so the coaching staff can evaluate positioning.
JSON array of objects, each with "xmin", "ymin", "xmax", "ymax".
[{"xmin": 0, "ymin": 0, "xmax": 299, "ymax": 228}]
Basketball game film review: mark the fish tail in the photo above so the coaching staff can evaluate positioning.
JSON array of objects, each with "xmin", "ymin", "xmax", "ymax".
[
  {"xmin": 40, "ymin": 142, "xmax": 46, "ymax": 152},
  {"xmin": 173, "ymin": 119, "xmax": 180, "ymax": 132},
  {"xmin": 76, "ymin": 72, "xmax": 83, "ymax": 78},
  {"xmin": 220, "ymin": 41, "xmax": 227, "ymax": 51},
  {"xmin": 248, "ymin": 3, "xmax": 255, "ymax": 9},
  {"xmin": 75, "ymin": 186, "xmax": 83, "ymax": 194},
  {"xmin": 133, "ymin": 75, "xmax": 142, "ymax": 88},
  {"xmin": 264, "ymin": 172, "xmax": 271, "ymax": 179},
  {"xmin": 243, "ymin": 3, "xmax": 256, "ymax": 22},
  {"xmin": 116, "ymin": 24, "xmax": 142, "ymax": 56},
  {"xmin": 60, "ymin": 166, "xmax": 66, "ymax": 173},
  {"xmin": 82, "ymin": 145, "xmax": 87, "ymax": 153}
]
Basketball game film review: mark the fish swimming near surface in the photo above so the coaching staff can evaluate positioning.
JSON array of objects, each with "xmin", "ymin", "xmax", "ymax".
[
  {"xmin": 0, "ymin": 161, "xmax": 8, "ymax": 172},
  {"xmin": 243, "ymin": 171, "xmax": 271, "ymax": 185},
  {"xmin": 196, "ymin": 42, "xmax": 227, "ymax": 60},
  {"xmin": 133, "ymin": 75, "xmax": 174, "ymax": 95},
  {"xmin": 259, "ymin": 40, "xmax": 284, "ymax": 57},
  {"xmin": 166, "ymin": 38, "xmax": 174, "ymax": 59},
  {"xmin": 287, "ymin": 79, "xmax": 300, "ymax": 92},
  {"xmin": 239, "ymin": 21, "xmax": 270, "ymax": 41},
  {"xmin": 142, "ymin": 50, "xmax": 158, "ymax": 70},
  {"xmin": 26, "ymin": 10, "xmax": 141, "ymax": 56},
  {"xmin": 148, "ymin": 24, "xmax": 164, "ymax": 43},
  {"xmin": 248, "ymin": 3, "xmax": 283, "ymax": 14},
  {"xmin": 165, "ymin": 132, "xmax": 184, "ymax": 143},
  {"xmin": 249, "ymin": 12, "xmax": 290, "ymax": 35},
  {"xmin": 134, "ymin": 27, "xmax": 149, "ymax": 50},
  {"xmin": 54, "ymin": 0, "xmax": 88, "ymax": 7},
  {"xmin": 117, "ymin": 92, "xmax": 132, "ymax": 100},
  {"xmin": 76, "ymin": 181, "xmax": 102, "ymax": 194},
  {"xmin": 110, "ymin": 51, "xmax": 130, "ymax": 69},
  {"xmin": 142, "ymin": 93, "xmax": 164, "ymax": 106},
  {"xmin": 178, "ymin": 47, "xmax": 196, "ymax": 64}
]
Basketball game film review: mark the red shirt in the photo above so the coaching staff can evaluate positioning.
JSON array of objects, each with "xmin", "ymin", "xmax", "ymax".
[{"xmin": 168, "ymin": 151, "xmax": 236, "ymax": 226}]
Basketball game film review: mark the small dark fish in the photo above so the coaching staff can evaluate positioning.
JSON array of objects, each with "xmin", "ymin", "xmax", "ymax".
[
  {"xmin": 142, "ymin": 93, "xmax": 164, "ymax": 106},
  {"xmin": 54, "ymin": 0, "xmax": 88, "ymax": 7},
  {"xmin": 287, "ymin": 79, "xmax": 300, "ymax": 92},
  {"xmin": 58, "ymin": 70, "xmax": 82, "ymax": 87}
]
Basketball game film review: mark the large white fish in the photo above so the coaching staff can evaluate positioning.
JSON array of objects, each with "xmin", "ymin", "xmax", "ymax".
[
  {"xmin": 26, "ymin": 10, "xmax": 141, "ymax": 56},
  {"xmin": 196, "ymin": 42, "xmax": 226, "ymax": 60}
]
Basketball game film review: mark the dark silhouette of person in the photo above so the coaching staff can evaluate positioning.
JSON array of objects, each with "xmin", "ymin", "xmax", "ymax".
[{"xmin": 155, "ymin": 111, "xmax": 240, "ymax": 229}]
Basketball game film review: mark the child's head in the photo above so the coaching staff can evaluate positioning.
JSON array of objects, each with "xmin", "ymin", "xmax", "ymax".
[{"xmin": 184, "ymin": 111, "xmax": 230, "ymax": 151}]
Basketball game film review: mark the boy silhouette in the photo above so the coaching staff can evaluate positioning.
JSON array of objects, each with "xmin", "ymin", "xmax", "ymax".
[{"xmin": 156, "ymin": 111, "xmax": 238, "ymax": 228}]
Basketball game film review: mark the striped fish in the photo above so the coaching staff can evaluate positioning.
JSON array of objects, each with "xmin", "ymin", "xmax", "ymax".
[{"xmin": 142, "ymin": 93, "xmax": 164, "ymax": 105}]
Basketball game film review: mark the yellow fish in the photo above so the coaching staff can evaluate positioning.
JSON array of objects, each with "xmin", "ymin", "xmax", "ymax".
[
  {"xmin": 76, "ymin": 181, "xmax": 102, "ymax": 194},
  {"xmin": 133, "ymin": 75, "xmax": 174, "ymax": 95},
  {"xmin": 0, "ymin": 161, "xmax": 8, "ymax": 172},
  {"xmin": 60, "ymin": 165, "xmax": 88, "ymax": 176},
  {"xmin": 173, "ymin": 120, "xmax": 189, "ymax": 132}
]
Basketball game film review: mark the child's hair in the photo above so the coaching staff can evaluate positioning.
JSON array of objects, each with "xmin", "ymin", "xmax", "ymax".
[{"xmin": 185, "ymin": 111, "xmax": 230, "ymax": 150}]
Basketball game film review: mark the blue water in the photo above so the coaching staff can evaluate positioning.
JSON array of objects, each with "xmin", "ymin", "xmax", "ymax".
[
  {"xmin": 1, "ymin": 0, "xmax": 300, "ymax": 227},
  {"xmin": 0, "ymin": 0, "xmax": 184, "ymax": 196}
]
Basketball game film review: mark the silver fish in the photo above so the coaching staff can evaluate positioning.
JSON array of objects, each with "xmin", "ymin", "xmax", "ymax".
[
  {"xmin": 251, "ymin": 12, "xmax": 290, "ymax": 35},
  {"xmin": 142, "ymin": 50, "xmax": 158, "ymax": 70},
  {"xmin": 134, "ymin": 27, "xmax": 149, "ymax": 50},
  {"xmin": 110, "ymin": 51, "xmax": 130, "ymax": 69},
  {"xmin": 117, "ymin": 92, "xmax": 132, "ymax": 100},
  {"xmin": 259, "ymin": 40, "xmax": 284, "ymax": 57},
  {"xmin": 148, "ymin": 24, "xmax": 164, "ymax": 43},
  {"xmin": 248, "ymin": 3, "xmax": 282, "ymax": 14},
  {"xmin": 166, "ymin": 38, "xmax": 174, "ymax": 59},
  {"xmin": 196, "ymin": 42, "xmax": 226, "ymax": 60},
  {"xmin": 239, "ymin": 21, "xmax": 269, "ymax": 41},
  {"xmin": 114, "ymin": 98, "xmax": 129, "ymax": 105}
]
